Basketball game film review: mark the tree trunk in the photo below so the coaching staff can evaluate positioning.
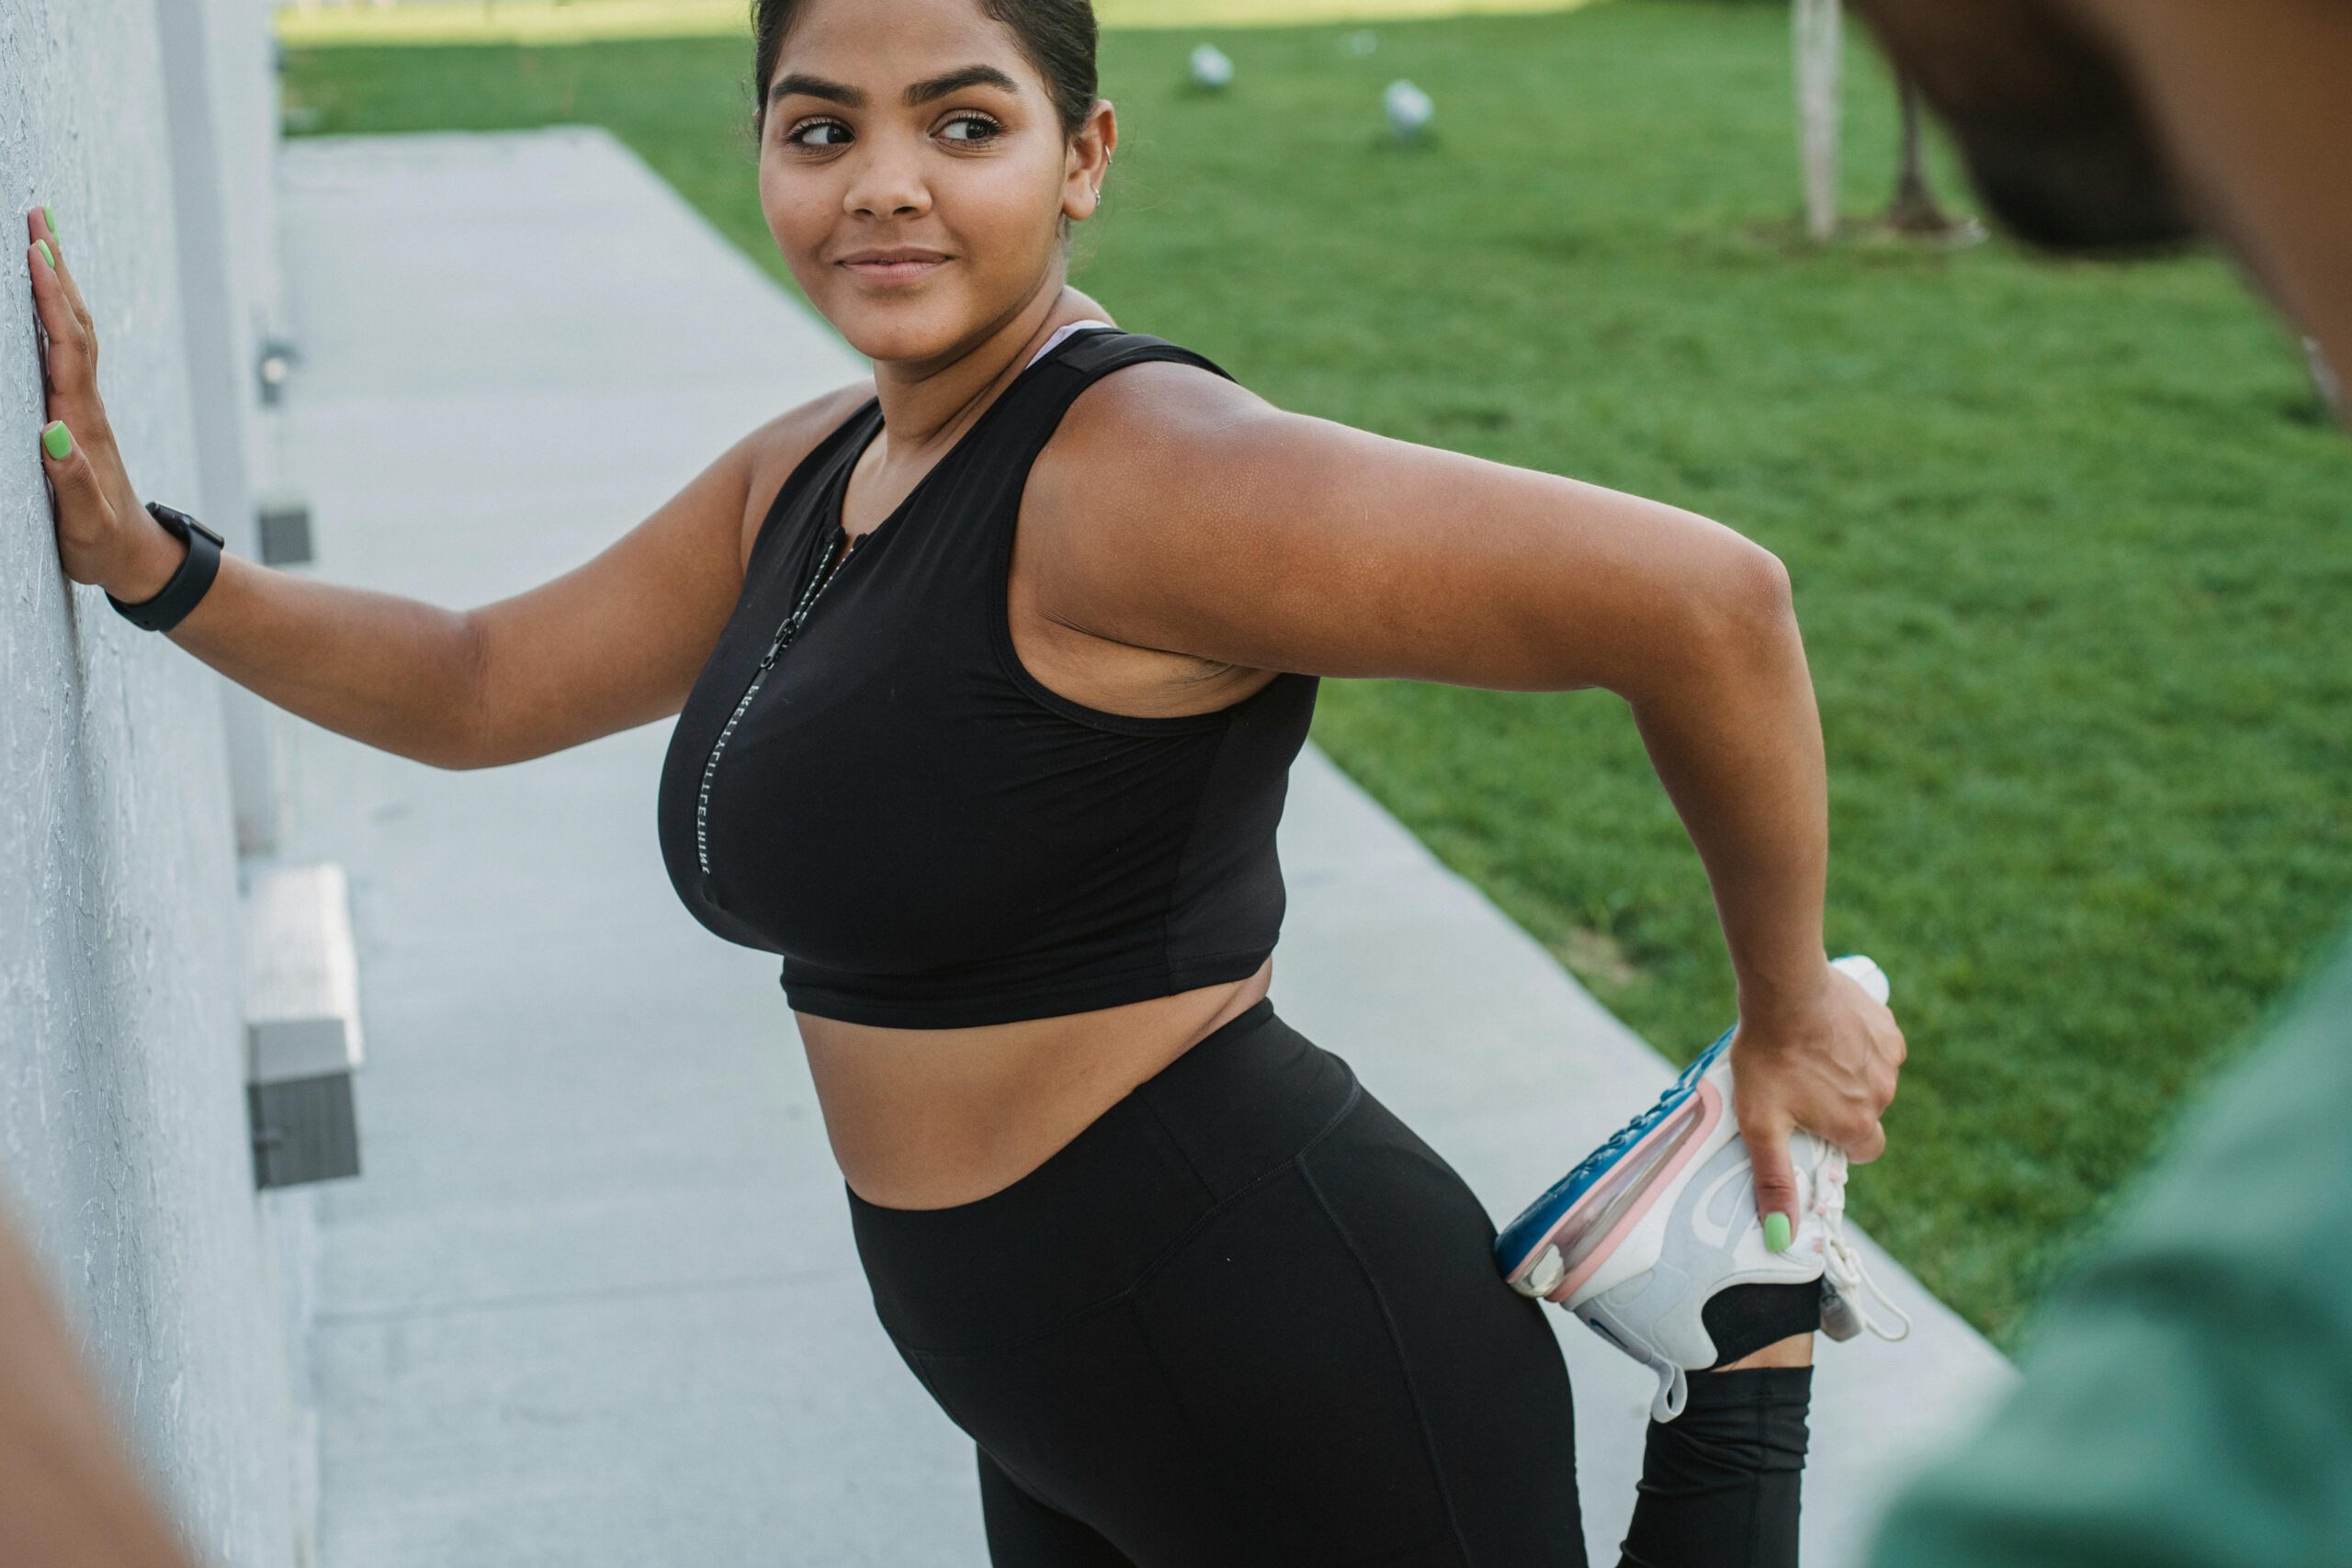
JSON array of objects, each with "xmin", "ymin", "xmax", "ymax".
[
  {"xmin": 1885, "ymin": 70, "xmax": 1954, "ymax": 233},
  {"xmin": 1794, "ymin": 0, "xmax": 1842, "ymax": 242}
]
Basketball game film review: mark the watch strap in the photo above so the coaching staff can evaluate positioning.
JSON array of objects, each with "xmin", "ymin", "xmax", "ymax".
[{"xmin": 107, "ymin": 502, "xmax": 225, "ymax": 633}]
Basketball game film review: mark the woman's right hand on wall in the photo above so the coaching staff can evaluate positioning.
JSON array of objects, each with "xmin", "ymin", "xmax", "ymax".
[{"xmin": 26, "ymin": 207, "xmax": 178, "ymax": 603}]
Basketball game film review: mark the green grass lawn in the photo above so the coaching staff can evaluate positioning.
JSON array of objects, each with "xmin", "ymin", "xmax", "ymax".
[{"xmin": 282, "ymin": 0, "xmax": 2352, "ymax": 1348}]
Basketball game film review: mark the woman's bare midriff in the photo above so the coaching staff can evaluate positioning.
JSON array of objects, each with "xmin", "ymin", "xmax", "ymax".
[
  {"xmin": 798, "ymin": 957, "xmax": 1272, "ymax": 1211},
  {"xmin": 793, "ymin": 517, "xmax": 1287, "ymax": 1213}
]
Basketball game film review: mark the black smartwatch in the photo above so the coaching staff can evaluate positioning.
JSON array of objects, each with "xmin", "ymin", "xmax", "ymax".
[{"xmin": 107, "ymin": 502, "xmax": 225, "ymax": 633}]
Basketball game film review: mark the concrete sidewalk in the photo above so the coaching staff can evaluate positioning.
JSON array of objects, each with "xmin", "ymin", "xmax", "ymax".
[{"xmin": 274, "ymin": 127, "xmax": 2012, "ymax": 1568}]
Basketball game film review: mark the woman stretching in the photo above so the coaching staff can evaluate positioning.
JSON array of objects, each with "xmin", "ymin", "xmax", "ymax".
[{"xmin": 27, "ymin": 0, "xmax": 1903, "ymax": 1561}]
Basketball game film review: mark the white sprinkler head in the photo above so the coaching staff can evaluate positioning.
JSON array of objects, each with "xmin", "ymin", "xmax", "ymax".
[
  {"xmin": 1384, "ymin": 79, "xmax": 1433, "ymax": 142},
  {"xmin": 1190, "ymin": 43, "xmax": 1235, "ymax": 91}
]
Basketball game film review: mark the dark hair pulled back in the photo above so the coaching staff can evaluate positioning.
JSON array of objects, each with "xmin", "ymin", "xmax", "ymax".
[{"xmin": 751, "ymin": 0, "xmax": 1100, "ymax": 141}]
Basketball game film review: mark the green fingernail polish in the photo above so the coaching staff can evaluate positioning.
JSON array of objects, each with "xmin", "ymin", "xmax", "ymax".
[
  {"xmin": 1764, "ymin": 1213, "xmax": 1792, "ymax": 1253},
  {"xmin": 43, "ymin": 205, "xmax": 56, "ymax": 236},
  {"xmin": 35, "ymin": 239, "xmax": 53, "ymax": 270},
  {"xmin": 42, "ymin": 421, "xmax": 74, "ymax": 460}
]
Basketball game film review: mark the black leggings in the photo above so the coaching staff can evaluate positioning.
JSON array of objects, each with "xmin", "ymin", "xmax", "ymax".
[{"xmin": 847, "ymin": 997, "xmax": 1811, "ymax": 1567}]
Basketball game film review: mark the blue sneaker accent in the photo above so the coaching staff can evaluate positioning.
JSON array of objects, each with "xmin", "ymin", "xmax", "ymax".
[{"xmin": 1492, "ymin": 1021, "xmax": 1737, "ymax": 1275}]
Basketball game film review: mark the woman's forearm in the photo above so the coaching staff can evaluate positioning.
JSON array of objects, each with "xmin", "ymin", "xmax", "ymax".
[
  {"xmin": 1624, "ymin": 553, "xmax": 1830, "ymax": 1016},
  {"xmin": 106, "ymin": 509, "xmax": 483, "ymax": 771}
]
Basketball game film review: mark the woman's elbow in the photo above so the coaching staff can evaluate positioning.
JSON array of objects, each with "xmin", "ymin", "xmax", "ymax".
[
  {"xmin": 1736, "ymin": 543, "xmax": 1797, "ymax": 635},
  {"xmin": 1681, "ymin": 539, "xmax": 1799, "ymax": 671}
]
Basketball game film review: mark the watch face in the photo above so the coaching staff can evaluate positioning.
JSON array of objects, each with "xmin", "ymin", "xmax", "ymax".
[{"xmin": 149, "ymin": 502, "xmax": 223, "ymax": 547}]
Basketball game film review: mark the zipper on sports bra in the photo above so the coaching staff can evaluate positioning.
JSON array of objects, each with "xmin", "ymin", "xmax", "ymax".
[{"xmin": 695, "ymin": 529, "xmax": 859, "ymax": 882}]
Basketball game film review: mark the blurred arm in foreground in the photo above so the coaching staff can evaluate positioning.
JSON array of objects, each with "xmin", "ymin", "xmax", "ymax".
[
  {"xmin": 1849, "ymin": 1, "xmax": 2352, "ymax": 1562},
  {"xmin": 0, "ymin": 1187, "xmax": 195, "ymax": 1568}
]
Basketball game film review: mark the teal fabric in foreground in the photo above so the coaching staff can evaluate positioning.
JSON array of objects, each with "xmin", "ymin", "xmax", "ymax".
[{"xmin": 1867, "ymin": 923, "xmax": 2352, "ymax": 1567}]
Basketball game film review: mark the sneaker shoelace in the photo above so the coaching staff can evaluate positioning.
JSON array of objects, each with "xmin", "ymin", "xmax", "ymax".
[{"xmin": 1813, "ymin": 1160, "xmax": 1913, "ymax": 1342}]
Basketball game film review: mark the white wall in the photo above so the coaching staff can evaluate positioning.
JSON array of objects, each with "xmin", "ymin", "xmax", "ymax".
[{"xmin": 0, "ymin": 0, "xmax": 303, "ymax": 1562}]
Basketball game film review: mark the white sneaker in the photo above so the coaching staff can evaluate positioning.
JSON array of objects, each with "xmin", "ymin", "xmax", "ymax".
[{"xmin": 1495, "ymin": 955, "xmax": 1910, "ymax": 1421}]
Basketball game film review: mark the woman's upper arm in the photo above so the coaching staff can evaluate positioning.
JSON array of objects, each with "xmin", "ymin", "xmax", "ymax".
[
  {"xmin": 458, "ymin": 383, "xmax": 870, "ymax": 768},
  {"xmin": 1026, "ymin": 364, "xmax": 1790, "ymax": 700}
]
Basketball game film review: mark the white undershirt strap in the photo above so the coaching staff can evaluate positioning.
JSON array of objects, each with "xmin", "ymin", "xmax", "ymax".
[{"xmin": 1025, "ymin": 318, "xmax": 1116, "ymax": 369}]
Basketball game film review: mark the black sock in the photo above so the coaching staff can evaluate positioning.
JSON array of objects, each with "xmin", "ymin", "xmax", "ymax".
[{"xmin": 1701, "ymin": 1278, "xmax": 1823, "ymax": 1369}]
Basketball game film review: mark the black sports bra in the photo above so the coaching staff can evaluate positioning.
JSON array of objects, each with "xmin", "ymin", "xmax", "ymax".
[{"xmin": 654, "ymin": 329, "xmax": 1320, "ymax": 1028}]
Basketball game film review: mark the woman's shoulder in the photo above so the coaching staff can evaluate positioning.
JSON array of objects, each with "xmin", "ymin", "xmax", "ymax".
[
  {"xmin": 1015, "ymin": 347, "xmax": 1280, "ymax": 637},
  {"xmin": 1036, "ymin": 344, "xmax": 1266, "ymax": 482},
  {"xmin": 1026, "ymin": 342, "xmax": 1272, "ymax": 538}
]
